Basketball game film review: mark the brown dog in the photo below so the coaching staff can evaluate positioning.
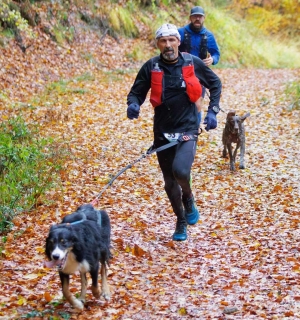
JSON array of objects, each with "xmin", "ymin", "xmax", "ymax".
[{"xmin": 222, "ymin": 110, "xmax": 250, "ymax": 171}]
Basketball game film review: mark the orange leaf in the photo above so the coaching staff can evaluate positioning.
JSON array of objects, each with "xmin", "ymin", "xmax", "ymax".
[
  {"xmin": 272, "ymin": 185, "xmax": 283, "ymax": 192},
  {"xmin": 132, "ymin": 244, "xmax": 147, "ymax": 257},
  {"xmin": 44, "ymin": 292, "xmax": 52, "ymax": 303},
  {"xmin": 165, "ymin": 241, "xmax": 175, "ymax": 249}
]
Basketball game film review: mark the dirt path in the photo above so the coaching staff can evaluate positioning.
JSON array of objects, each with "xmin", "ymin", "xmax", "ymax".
[{"xmin": 1, "ymin": 36, "xmax": 300, "ymax": 318}]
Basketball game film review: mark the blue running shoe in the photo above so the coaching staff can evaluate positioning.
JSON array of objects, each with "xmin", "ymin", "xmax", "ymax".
[
  {"xmin": 183, "ymin": 196, "xmax": 199, "ymax": 225},
  {"xmin": 172, "ymin": 219, "xmax": 187, "ymax": 241}
]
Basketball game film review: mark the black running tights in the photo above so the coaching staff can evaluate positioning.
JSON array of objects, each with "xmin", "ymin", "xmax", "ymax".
[{"xmin": 156, "ymin": 138, "xmax": 197, "ymax": 218}]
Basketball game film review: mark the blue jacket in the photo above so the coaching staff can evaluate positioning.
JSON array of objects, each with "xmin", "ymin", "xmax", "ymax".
[{"xmin": 178, "ymin": 24, "xmax": 220, "ymax": 65}]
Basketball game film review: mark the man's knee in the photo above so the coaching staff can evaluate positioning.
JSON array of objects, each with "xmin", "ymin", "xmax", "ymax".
[
  {"xmin": 164, "ymin": 179, "xmax": 177, "ymax": 194},
  {"xmin": 173, "ymin": 167, "xmax": 190, "ymax": 182}
]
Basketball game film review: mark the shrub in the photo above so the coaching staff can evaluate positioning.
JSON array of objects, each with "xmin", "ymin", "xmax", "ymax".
[
  {"xmin": 0, "ymin": 0, "xmax": 33, "ymax": 36},
  {"xmin": 285, "ymin": 80, "xmax": 300, "ymax": 111},
  {"xmin": 0, "ymin": 117, "xmax": 67, "ymax": 233}
]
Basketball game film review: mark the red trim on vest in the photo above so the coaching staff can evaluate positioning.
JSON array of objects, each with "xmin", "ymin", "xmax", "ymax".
[
  {"xmin": 150, "ymin": 57, "xmax": 202, "ymax": 108},
  {"xmin": 150, "ymin": 70, "xmax": 164, "ymax": 108},
  {"xmin": 182, "ymin": 65, "xmax": 202, "ymax": 103}
]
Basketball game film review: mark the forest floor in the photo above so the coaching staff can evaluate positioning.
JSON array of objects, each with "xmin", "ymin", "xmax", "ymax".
[{"xmin": 0, "ymin": 24, "xmax": 300, "ymax": 319}]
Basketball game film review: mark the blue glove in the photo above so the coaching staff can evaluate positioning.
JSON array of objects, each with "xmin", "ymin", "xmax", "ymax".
[
  {"xmin": 203, "ymin": 109, "xmax": 217, "ymax": 131},
  {"xmin": 127, "ymin": 103, "xmax": 140, "ymax": 119}
]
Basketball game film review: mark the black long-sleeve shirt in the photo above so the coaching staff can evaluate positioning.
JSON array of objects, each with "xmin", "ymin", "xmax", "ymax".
[{"xmin": 127, "ymin": 52, "xmax": 222, "ymax": 133}]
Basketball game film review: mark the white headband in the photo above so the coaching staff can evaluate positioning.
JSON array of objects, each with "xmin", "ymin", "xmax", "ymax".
[{"xmin": 155, "ymin": 23, "xmax": 181, "ymax": 41}]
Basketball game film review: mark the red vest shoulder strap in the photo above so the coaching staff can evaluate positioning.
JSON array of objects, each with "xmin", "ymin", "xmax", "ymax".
[{"xmin": 149, "ymin": 53, "xmax": 202, "ymax": 107}]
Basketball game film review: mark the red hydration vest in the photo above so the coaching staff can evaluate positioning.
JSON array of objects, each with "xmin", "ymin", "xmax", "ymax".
[{"xmin": 150, "ymin": 53, "xmax": 202, "ymax": 108}]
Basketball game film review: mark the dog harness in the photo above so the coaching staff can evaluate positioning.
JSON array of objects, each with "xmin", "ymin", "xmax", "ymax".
[
  {"xmin": 61, "ymin": 210, "xmax": 102, "ymax": 227},
  {"xmin": 149, "ymin": 52, "xmax": 202, "ymax": 108}
]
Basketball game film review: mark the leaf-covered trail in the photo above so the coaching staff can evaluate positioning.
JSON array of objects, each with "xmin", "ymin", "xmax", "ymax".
[{"xmin": 1, "ymin": 45, "xmax": 300, "ymax": 319}]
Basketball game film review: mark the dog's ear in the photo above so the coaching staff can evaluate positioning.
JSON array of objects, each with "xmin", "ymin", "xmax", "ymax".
[
  {"xmin": 45, "ymin": 236, "xmax": 52, "ymax": 259},
  {"xmin": 49, "ymin": 224, "xmax": 59, "ymax": 233},
  {"xmin": 71, "ymin": 233, "xmax": 79, "ymax": 246},
  {"xmin": 227, "ymin": 110, "xmax": 236, "ymax": 119},
  {"xmin": 241, "ymin": 112, "xmax": 250, "ymax": 121}
]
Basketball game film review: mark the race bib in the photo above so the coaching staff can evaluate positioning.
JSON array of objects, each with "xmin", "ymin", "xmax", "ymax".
[{"xmin": 163, "ymin": 133, "xmax": 181, "ymax": 142}]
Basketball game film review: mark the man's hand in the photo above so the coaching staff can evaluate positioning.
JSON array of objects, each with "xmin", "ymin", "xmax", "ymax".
[
  {"xmin": 202, "ymin": 53, "xmax": 213, "ymax": 66},
  {"xmin": 127, "ymin": 103, "xmax": 140, "ymax": 119},
  {"xmin": 203, "ymin": 109, "xmax": 217, "ymax": 131}
]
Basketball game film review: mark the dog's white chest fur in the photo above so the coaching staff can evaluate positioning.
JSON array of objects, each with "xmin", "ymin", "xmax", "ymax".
[
  {"xmin": 63, "ymin": 252, "xmax": 90, "ymax": 274},
  {"xmin": 45, "ymin": 204, "xmax": 111, "ymax": 310}
]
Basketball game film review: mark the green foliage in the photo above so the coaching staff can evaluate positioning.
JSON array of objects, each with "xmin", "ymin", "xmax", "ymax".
[
  {"xmin": 47, "ymin": 76, "xmax": 91, "ymax": 95},
  {"xmin": 285, "ymin": 80, "xmax": 300, "ymax": 110},
  {"xmin": 52, "ymin": 24, "xmax": 75, "ymax": 44},
  {"xmin": 20, "ymin": 308, "xmax": 70, "ymax": 319},
  {"xmin": 51, "ymin": 9, "xmax": 74, "ymax": 44},
  {"xmin": 0, "ymin": 0, "xmax": 33, "ymax": 37},
  {"xmin": 1, "ymin": 0, "xmax": 297, "ymax": 68},
  {"xmin": 211, "ymin": 0, "xmax": 231, "ymax": 8},
  {"xmin": 0, "ymin": 117, "xmax": 68, "ymax": 233},
  {"xmin": 126, "ymin": 43, "xmax": 147, "ymax": 61},
  {"xmin": 109, "ymin": 6, "xmax": 139, "ymax": 37}
]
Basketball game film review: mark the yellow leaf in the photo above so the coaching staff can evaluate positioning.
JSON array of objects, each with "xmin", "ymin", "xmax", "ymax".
[
  {"xmin": 125, "ymin": 282, "xmax": 134, "ymax": 290},
  {"xmin": 1, "ymin": 250, "xmax": 11, "ymax": 258},
  {"xmin": 292, "ymin": 267, "xmax": 300, "ymax": 273},
  {"xmin": 178, "ymin": 307, "xmax": 187, "ymax": 315},
  {"xmin": 18, "ymin": 296, "xmax": 27, "ymax": 305}
]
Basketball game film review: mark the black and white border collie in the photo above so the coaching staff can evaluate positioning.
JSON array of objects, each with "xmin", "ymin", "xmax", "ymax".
[{"xmin": 45, "ymin": 204, "xmax": 111, "ymax": 310}]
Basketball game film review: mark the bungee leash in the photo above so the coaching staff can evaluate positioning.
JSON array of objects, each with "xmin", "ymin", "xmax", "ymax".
[{"xmin": 90, "ymin": 132, "xmax": 199, "ymax": 205}]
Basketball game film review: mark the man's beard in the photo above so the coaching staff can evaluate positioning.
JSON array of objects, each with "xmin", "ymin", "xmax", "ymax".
[
  {"xmin": 162, "ymin": 47, "xmax": 176, "ymax": 61},
  {"xmin": 190, "ymin": 22, "xmax": 203, "ymax": 32}
]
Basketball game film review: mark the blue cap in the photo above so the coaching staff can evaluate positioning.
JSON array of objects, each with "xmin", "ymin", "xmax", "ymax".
[{"xmin": 190, "ymin": 6, "xmax": 205, "ymax": 16}]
